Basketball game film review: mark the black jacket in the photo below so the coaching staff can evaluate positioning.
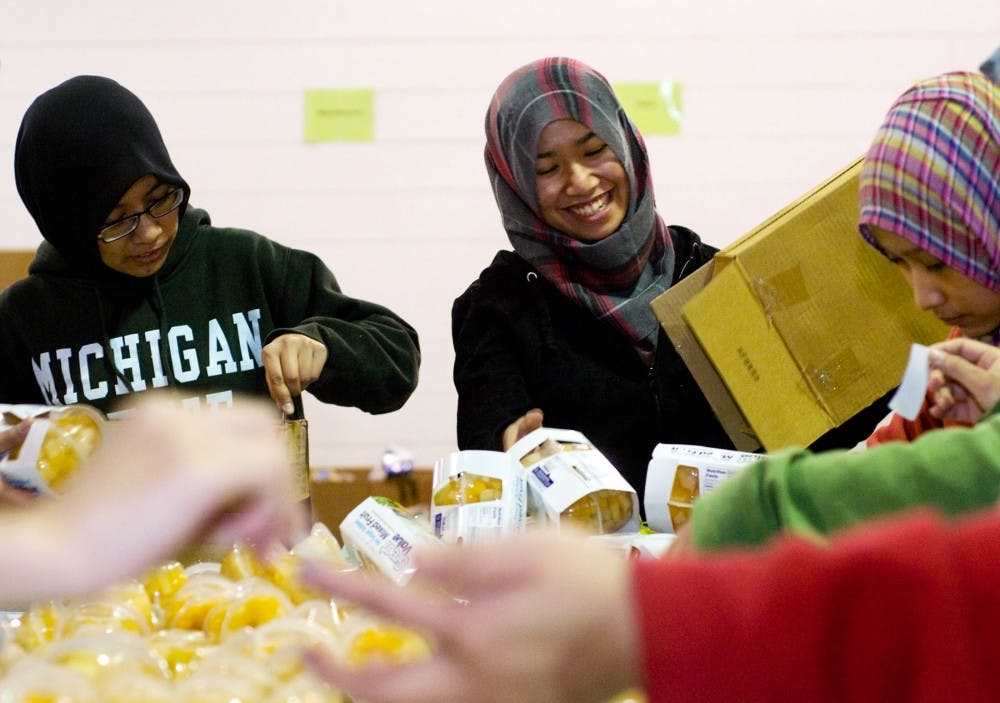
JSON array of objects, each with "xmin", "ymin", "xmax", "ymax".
[
  {"xmin": 0, "ymin": 206, "xmax": 421, "ymax": 416},
  {"xmin": 452, "ymin": 225, "xmax": 734, "ymax": 502}
]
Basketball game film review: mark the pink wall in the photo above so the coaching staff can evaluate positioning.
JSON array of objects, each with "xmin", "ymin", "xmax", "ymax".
[{"xmin": 1, "ymin": 0, "xmax": 997, "ymax": 467}]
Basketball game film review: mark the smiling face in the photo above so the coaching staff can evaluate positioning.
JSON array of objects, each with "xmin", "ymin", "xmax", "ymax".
[
  {"xmin": 534, "ymin": 119, "xmax": 629, "ymax": 243},
  {"xmin": 870, "ymin": 225, "xmax": 1000, "ymax": 338},
  {"xmin": 97, "ymin": 174, "xmax": 180, "ymax": 277}
]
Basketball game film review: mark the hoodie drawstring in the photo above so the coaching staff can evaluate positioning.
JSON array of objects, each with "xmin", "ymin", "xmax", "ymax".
[
  {"xmin": 152, "ymin": 276, "xmax": 176, "ymax": 388},
  {"xmin": 93, "ymin": 285, "xmax": 134, "ymax": 396}
]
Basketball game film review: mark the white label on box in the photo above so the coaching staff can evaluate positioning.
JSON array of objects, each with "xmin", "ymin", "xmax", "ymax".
[
  {"xmin": 430, "ymin": 450, "xmax": 527, "ymax": 544},
  {"xmin": 340, "ymin": 497, "xmax": 441, "ymax": 585},
  {"xmin": 512, "ymin": 428, "xmax": 640, "ymax": 534},
  {"xmin": 645, "ymin": 444, "xmax": 761, "ymax": 533}
]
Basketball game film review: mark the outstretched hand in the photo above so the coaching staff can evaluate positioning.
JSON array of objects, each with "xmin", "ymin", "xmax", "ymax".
[
  {"xmin": 301, "ymin": 529, "xmax": 640, "ymax": 703},
  {"xmin": 502, "ymin": 408, "xmax": 544, "ymax": 451},
  {"xmin": 10, "ymin": 396, "xmax": 309, "ymax": 605}
]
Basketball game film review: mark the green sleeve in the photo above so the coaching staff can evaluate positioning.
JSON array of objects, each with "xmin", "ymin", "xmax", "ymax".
[
  {"xmin": 690, "ymin": 407, "xmax": 1000, "ymax": 552},
  {"xmin": 267, "ymin": 245, "xmax": 421, "ymax": 415}
]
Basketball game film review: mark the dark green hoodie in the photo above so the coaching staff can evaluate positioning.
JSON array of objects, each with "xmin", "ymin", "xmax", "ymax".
[{"xmin": 1, "ymin": 76, "xmax": 419, "ymax": 415}]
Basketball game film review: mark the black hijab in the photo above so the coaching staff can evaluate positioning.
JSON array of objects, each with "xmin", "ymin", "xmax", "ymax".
[{"xmin": 14, "ymin": 75, "xmax": 190, "ymax": 279}]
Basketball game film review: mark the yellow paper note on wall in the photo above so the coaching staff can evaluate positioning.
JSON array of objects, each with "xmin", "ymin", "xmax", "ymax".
[
  {"xmin": 612, "ymin": 82, "xmax": 682, "ymax": 136},
  {"xmin": 304, "ymin": 88, "xmax": 375, "ymax": 142}
]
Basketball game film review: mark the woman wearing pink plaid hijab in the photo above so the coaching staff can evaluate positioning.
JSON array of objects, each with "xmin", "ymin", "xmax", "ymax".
[{"xmin": 859, "ymin": 70, "xmax": 1000, "ymax": 447}]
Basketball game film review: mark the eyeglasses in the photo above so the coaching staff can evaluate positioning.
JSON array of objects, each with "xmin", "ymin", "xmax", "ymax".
[{"xmin": 97, "ymin": 189, "xmax": 185, "ymax": 243}]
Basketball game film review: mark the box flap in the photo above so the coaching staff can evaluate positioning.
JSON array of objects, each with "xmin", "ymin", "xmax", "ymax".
[
  {"xmin": 682, "ymin": 262, "xmax": 835, "ymax": 448},
  {"xmin": 713, "ymin": 159, "xmax": 863, "ymax": 276}
]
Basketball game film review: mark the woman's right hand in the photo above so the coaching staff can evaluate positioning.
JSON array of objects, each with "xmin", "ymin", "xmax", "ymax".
[
  {"xmin": 927, "ymin": 338, "xmax": 1000, "ymax": 423},
  {"xmin": 502, "ymin": 408, "xmax": 544, "ymax": 451}
]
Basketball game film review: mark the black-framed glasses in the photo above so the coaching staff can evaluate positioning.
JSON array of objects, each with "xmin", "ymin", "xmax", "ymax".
[{"xmin": 97, "ymin": 189, "xmax": 185, "ymax": 243}]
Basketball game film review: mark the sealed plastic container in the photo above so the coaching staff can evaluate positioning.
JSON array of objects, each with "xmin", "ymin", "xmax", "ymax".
[
  {"xmin": 665, "ymin": 464, "xmax": 699, "ymax": 530},
  {"xmin": 510, "ymin": 428, "xmax": 639, "ymax": 535},
  {"xmin": 561, "ymin": 488, "xmax": 636, "ymax": 534},
  {"xmin": 644, "ymin": 444, "xmax": 760, "ymax": 533},
  {"xmin": 340, "ymin": 496, "xmax": 443, "ymax": 585},
  {"xmin": 0, "ymin": 403, "xmax": 104, "ymax": 495},
  {"xmin": 431, "ymin": 450, "xmax": 526, "ymax": 544}
]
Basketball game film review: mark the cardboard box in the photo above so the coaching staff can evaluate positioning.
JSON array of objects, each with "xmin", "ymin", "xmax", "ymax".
[
  {"xmin": 0, "ymin": 250, "xmax": 33, "ymax": 291},
  {"xmin": 653, "ymin": 158, "xmax": 950, "ymax": 451},
  {"xmin": 310, "ymin": 468, "xmax": 433, "ymax": 544}
]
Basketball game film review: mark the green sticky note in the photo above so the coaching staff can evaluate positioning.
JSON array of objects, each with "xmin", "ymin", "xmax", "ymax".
[
  {"xmin": 303, "ymin": 88, "xmax": 375, "ymax": 142},
  {"xmin": 613, "ymin": 82, "xmax": 683, "ymax": 136}
]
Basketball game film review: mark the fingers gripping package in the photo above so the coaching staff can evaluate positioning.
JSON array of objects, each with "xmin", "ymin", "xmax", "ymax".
[
  {"xmin": 509, "ymin": 428, "xmax": 640, "ymax": 535},
  {"xmin": 431, "ymin": 450, "xmax": 527, "ymax": 544},
  {"xmin": 644, "ymin": 444, "xmax": 761, "ymax": 533},
  {"xmin": 0, "ymin": 404, "xmax": 104, "ymax": 495},
  {"xmin": 339, "ymin": 496, "xmax": 443, "ymax": 586}
]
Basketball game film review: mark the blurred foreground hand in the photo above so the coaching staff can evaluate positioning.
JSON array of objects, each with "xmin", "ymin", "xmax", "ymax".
[
  {"xmin": 301, "ymin": 528, "xmax": 640, "ymax": 703},
  {"xmin": 0, "ymin": 394, "xmax": 308, "ymax": 607}
]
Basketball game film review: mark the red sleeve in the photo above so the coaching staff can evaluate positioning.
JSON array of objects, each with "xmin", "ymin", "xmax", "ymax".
[
  {"xmin": 864, "ymin": 396, "xmax": 969, "ymax": 447},
  {"xmin": 632, "ymin": 508, "xmax": 1000, "ymax": 702}
]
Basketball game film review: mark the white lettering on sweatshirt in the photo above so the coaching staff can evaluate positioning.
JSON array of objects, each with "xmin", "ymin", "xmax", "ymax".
[{"xmin": 30, "ymin": 309, "xmax": 264, "ymax": 405}]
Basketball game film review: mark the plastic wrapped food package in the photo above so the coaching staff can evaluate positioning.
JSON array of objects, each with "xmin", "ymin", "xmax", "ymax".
[
  {"xmin": 163, "ymin": 575, "xmax": 240, "ymax": 632},
  {"xmin": 0, "ymin": 403, "xmax": 104, "ymax": 495},
  {"xmin": 201, "ymin": 578, "xmax": 292, "ymax": 642},
  {"xmin": 100, "ymin": 669, "xmax": 175, "ymax": 703},
  {"xmin": 266, "ymin": 522, "xmax": 357, "ymax": 605},
  {"xmin": 510, "ymin": 428, "xmax": 640, "ymax": 535},
  {"xmin": 0, "ymin": 523, "xmax": 439, "ymax": 700},
  {"xmin": 644, "ymin": 444, "xmax": 761, "ymax": 533},
  {"xmin": 0, "ymin": 658, "xmax": 98, "ymax": 703},
  {"xmin": 340, "ymin": 496, "xmax": 444, "ymax": 586},
  {"xmin": 431, "ymin": 449, "xmax": 527, "ymax": 544},
  {"xmin": 46, "ymin": 628, "xmax": 167, "ymax": 681},
  {"xmin": 60, "ymin": 598, "xmax": 152, "ymax": 639},
  {"xmin": 340, "ymin": 615, "xmax": 432, "ymax": 668},
  {"xmin": 561, "ymin": 488, "xmax": 636, "ymax": 534},
  {"xmin": 253, "ymin": 616, "xmax": 340, "ymax": 681},
  {"xmin": 10, "ymin": 600, "xmax": 66, "ymax": 652},
  {"xmin": 145, "ymin": 628, "xmax": 212, "ymax": 678}
]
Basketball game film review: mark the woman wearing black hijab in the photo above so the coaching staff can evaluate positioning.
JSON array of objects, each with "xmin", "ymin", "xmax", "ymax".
[{"xmin": 1, "ymin": 75, "xmax": 420, "ymax": 420}]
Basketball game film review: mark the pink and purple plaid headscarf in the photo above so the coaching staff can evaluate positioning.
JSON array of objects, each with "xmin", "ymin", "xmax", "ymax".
[
  {"xmin": 859, "ymin": 71, "xmax": 1000, "ymax": 292},
  {"xmin": 485, "ymin": 57, "xmax": 675, "ymax": 363}
]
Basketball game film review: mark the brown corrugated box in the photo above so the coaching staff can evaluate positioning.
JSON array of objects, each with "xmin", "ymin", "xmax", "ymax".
[
  {"xmin": 0, "ymin": 250, "xmax": 34, "ymax": 290},
  {"xmin": 310, "ymin": 468, "xmax": 433, "ymax": 543},
  {"xmin": 652, "ymin": 158, "xmax": 950, "ymax": 452}
]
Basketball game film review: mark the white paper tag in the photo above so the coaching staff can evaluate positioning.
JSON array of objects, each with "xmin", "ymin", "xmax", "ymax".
[{"xmin": 888, "ymin": 343, "xmax": 930, "ymax": 421}]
